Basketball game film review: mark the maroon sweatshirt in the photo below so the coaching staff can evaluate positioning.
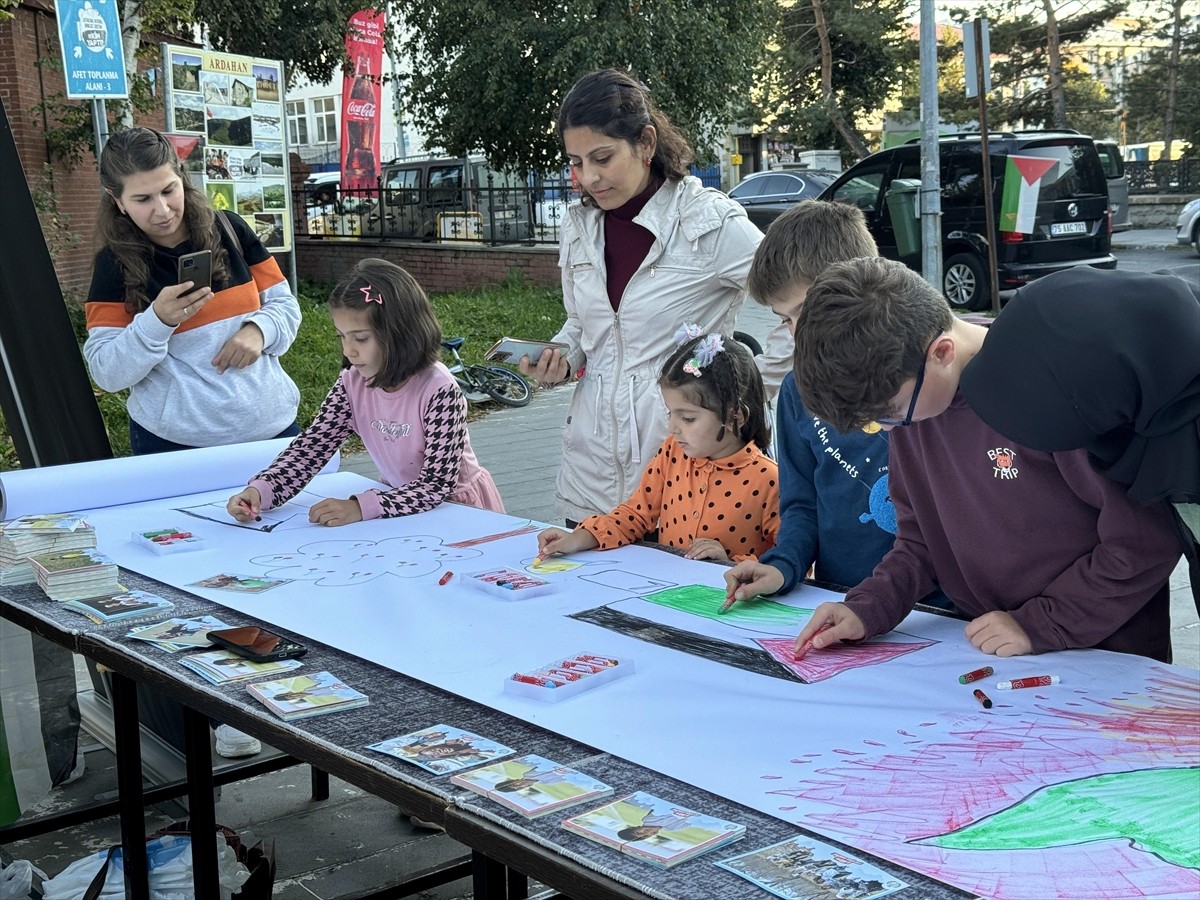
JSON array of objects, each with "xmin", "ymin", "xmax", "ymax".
[{"xmin": 844, "ymin": 392, "xmax": 1181, "ymax": 661}]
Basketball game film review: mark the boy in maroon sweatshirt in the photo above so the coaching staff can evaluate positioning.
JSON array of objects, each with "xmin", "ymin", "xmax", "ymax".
[{"xmin": 789, "ymin": 258, "xmax": 1182, "ymax": 663}]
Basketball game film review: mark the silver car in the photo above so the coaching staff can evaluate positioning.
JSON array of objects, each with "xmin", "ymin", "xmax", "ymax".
[{"xmin": 1177, "ymin": 197, "xmax": 1200, "ymax": 257}]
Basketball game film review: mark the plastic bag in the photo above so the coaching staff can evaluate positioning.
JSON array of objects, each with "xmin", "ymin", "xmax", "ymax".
[
  {"xmin": 40, "ymin": 833, "xmax": 249, "ymax": 900},
  {"xmin": 0, "ymin": 860, "xmax": 47, "ymax": 899}
]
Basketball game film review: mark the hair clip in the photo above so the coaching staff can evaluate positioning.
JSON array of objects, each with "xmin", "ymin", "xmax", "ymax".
[
  {"xmin": 674, "ymin": 323, "xmax": 704, "ymax": 346},
  {"xmin": 682, "ymin": 333, "xmax": 725, "ymax": 377},
  {"xmin": 360, "ymin": 285, "xmax": 382, "ymax": 305}
]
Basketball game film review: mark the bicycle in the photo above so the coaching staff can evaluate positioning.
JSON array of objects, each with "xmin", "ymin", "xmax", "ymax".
[{"xmin": 441, "ymin": 338, "xmax": 532, "ymax": 408}]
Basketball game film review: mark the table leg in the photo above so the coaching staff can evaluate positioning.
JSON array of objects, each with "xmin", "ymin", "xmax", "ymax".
[
  {"xmin": 472, "ymin": 849, "xmax": 509, "ymax": 900},
  {"xmin": 183, "ymin": 706, "xmax": 219, "ymax": 895},
  {"xmin": 110, "ymin": 671, "xmax": 149, "ymax": 900}
]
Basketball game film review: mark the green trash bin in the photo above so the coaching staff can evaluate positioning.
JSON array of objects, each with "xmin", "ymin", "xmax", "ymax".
[{"xmin": 886, "ymin": 178, "xmax": 922, "ymax": 257}]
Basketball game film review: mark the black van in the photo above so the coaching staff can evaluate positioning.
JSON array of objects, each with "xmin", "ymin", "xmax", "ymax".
[
  {"xmin": 817, "ymin": 132, "xmax": 1116, "ymax": 310},
  {"xmin": 364, "ymin": 155, "xmax": 533, "ymax": 244}
]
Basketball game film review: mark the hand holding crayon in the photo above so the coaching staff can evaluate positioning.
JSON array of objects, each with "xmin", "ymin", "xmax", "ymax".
[
  {"xmin": 792, "ymin": 603, "xmax": 866, "ymax": 660},
  {"xmin": 226, "ymin": 487, "xmax": 262, "ymax": 522}
]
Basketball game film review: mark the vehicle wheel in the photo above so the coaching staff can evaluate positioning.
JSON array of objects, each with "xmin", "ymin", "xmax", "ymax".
[
  {"xmin": 943, "ymin": 252, "xmax": 990, "ymax": 311},
  {"xmin": 470, "ymin": 366, "xmax": 532, "ymax": 407},
  {"xmin": 1193, "ymin": 224, "xmax": 1200, "ymax": 257}
]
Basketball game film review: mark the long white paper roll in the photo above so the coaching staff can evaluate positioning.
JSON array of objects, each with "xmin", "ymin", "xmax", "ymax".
[{"xmin": 0, "ymin": 440, "xmax": 339, "ymax": 519}]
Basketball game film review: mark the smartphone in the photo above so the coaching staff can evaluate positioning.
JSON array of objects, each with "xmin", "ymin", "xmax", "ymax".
[
  {"xmin": 177, "ymin": 249, "xmax": 213, "ymax": 291},
  {"xmin": 484, "ymin": 337, "xmax": 568, "ymax": 365},
  {"xmin": 206, "ymin": 626, "xmax": 308, "ymax": 661}
]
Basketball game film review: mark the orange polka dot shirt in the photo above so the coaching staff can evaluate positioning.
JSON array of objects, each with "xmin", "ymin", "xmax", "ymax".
[{"xmin": 578, "ymin": 436, "xmax": 780, "ymax": 561}]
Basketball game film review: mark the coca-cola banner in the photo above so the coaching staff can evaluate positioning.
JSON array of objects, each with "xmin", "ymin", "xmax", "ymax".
[{"xmin": 341, "ymin": 8, "xmax": 385, "ymax": 192}]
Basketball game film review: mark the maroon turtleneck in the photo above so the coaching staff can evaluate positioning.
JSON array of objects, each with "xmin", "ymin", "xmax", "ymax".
[{"xmin": 603, "ymin": 174, "xmax": 664, "ymax": 311}]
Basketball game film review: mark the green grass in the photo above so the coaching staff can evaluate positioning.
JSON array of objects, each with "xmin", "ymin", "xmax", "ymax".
[{"xmin": 0, "ymin": 272, "xmax": 565, "ymax": 470}]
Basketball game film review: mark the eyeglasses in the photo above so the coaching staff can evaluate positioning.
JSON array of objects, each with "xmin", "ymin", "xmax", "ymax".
[{"xmin": 875, "ymin": 331, "xmax": 943, "ymax": 428}]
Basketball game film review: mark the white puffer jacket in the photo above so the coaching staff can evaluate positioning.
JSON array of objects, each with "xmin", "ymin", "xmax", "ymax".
[{"xmin": 552, "ymin": 176, "xmax": 785, "ymax": 523}]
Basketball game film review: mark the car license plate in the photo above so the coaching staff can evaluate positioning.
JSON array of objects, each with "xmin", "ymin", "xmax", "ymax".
[{"xmin": 1050, "ymin": 222, "xmax": 1088, "ymax": 236}]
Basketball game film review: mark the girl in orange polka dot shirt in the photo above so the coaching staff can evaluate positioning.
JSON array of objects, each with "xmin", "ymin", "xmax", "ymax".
[{"xmin": 537, "ymin": 326, "xmax": 779, "ymax": 563}]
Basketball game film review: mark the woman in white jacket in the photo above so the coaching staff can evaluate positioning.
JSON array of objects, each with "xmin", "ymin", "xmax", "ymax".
[{"xmin": 522, "ymin": 68, "xmax": 786, "ymax": 524}]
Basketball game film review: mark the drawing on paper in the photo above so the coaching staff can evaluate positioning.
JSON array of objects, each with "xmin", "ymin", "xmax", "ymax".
[
  {"xmin": 579, "ymin": 569, "xmax": 676, "ymax": 594},
  {"xmin": 756, "ymin": 636, "xmax": 936, "ymax": 684},
  {"xmin": 446, "ymin": 523, "xmax": 540, "ymax": 548},
  {"xmin": 643, "ymin": 584, "xmax": 812, "ymax": 629},
  {"xmin": 760, "ymin": 669, "xmax": 1200, "ymax": 899},
  {"xmin": 247, "ymin": 536, "xmax": 482, "ymax": 586},
  {"xmin": 175, "ymin": 491, "xmax": 324, "ymax": 532}
]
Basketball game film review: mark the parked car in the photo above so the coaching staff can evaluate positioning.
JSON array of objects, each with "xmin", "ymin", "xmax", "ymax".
[
  {"xmin": 728, "ymin": 170, "xmax": 837, "ymax": 231},
  {"xmin": 1177, "ymin": 197, "xmax": 1200, "ymax": 257},
  {"xmin": 364, "ymin": 155, "xmax": 533, "ymax": 244},
  {"xmin": 303, "ymin": 171, "xmax": 371, "ymax": 236},
  {"xmin": 1094, "ymin": 140, "xmax": 1132, "ymax": 232},
  {"xmin": 817, "ymin": 131, "xmax": 1116, "ymax": 310}
]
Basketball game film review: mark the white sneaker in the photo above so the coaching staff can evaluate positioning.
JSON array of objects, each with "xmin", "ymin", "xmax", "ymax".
[{"xmin": 214, "ymin": 724, "xmax": 262, "ymax": 758}]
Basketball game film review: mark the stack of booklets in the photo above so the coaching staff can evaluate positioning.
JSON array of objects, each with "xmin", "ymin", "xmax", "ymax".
[
  {"xmin": 61, "ymin": 589, "xmax": 174, "ymax": 625},
  {"xmin": 0, "ymin": 513, "xmax": 96, "ymax": 586},
  {"xmin": 562, "ymin": 790, "xmax": 746, "ymax": 868},
  {"xmin": 180, "ymin": 649, "xmax": 304, "ymax": 685},
  {"xmin": 127, "ymin": 615, "xmax": 230, "ymax": 652},
  {"xmin": 451, "ymin": 753, "xmax": 614, "ymax": 819},
  {"xmin": 28, "ymin": 548, "xmax": 119, "ymax": 602},
  {"xmin": 246, "ymin": 671, "xmax": 368, "ymax": 720}
]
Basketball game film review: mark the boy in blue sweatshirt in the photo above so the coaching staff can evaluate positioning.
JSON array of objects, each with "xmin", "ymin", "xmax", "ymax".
[{"xmin": 725, "ymin": 201, "xmax": 894, "ymax": 603}]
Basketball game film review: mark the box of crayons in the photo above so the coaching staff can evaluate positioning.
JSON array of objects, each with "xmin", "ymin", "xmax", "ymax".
[
  {"xmin": 465, "ymin": 567, "xmax": 553, "ymax": 599},
  {"xmin": 132, "ymin": 527, "xmax": 207, "ymax": 554},
  {"xmin": 502, "ymin": 652, "xmax": 632, "ymax": 702}
]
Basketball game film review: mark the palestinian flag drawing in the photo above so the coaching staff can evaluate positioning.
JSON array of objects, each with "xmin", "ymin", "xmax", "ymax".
[
  {"xmin": 999, "ymin": 154, "xmax": 1057, "ymax": 234},
  {"xmin": 0, "ymin": 621, "xmax": 80, "ymax": 826}
]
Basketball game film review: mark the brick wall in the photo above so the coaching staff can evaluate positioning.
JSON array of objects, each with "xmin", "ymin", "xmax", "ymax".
[
  {"xmin": 1, "ymin": 2, "xmax": 170, "ymax": 304},
  {"xmin": 295, "ymin": 239, "xmax": 562, "ymax": 292}
]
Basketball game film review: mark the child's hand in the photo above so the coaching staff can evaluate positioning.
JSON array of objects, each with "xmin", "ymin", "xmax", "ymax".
[
  {"xmin": 212, "ymin": 322, "xmax": 265, "ymax": 373},
  {"xmin": 227, "ymin": 487, "xmax": 262, "ymax": 522},
  {"xmin": 686, "ymin": 538, "xmax": 728, "ymax": 561},
  {"xmin": 793, "ymin": 603, "xmax": 865, "ymax": 659},
  {"xmin": 537, "ymin": 527, "xmax": 597, "ymax": 557},
  {"xmin": 309, "ymin": 497, "xmax": 363, "ymax": 527},
  {"xmin": 964, "ymin": 611, "xmax": 1032, "ymax": 657},
  {"xmin": 723, "ymin": 560, "xmax": 784, "ymax": 604},
  {"xmin": 519, "ymin": 348, "xmax": 570, "ymax": 386}
]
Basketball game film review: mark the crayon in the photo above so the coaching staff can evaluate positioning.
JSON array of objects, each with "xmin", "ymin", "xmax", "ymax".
[
  {"xmin": 544, "ymin": 667, "xmax": 584, "ymax": 681},
  {"xmin": 973, "ymin": 688, "xmax": 993, "ymax": 709},
  {"xmin": 237, "ymin": 499, "xmax": 262, "ymax": 522},
  {"xmin": 511, "ymin": 673, "xmax": 557, "ymax": 688},
  {"xmin": 795, "ymin": 622, "xmax": 834, "ymax": 661},
  {"xmin": 562, "ymin": 659, "xmax": 606, "ymax": 674},
  {"xmin": 532, "ymin": 556, "xmax": 543, "ymax": 567},
  {"xmin": 718, "ymin": 587, "xmax": 738, "ymax": 615},
  {"xmin": 996, "ymin": 675, "xmax": 1060, "ymax": 690},
  {"xmin": 958, "ymin": 665, "xmax": 994, "ymax": 684},
  {"xmin": 438, "ymin": 571, "xmax": 454, "ymax": 586},
  {"xmin": 576, "ymin": 654, "xmax": 619, "ymax": 667}
]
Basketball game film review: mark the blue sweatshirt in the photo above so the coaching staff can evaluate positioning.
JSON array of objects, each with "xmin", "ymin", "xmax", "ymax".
[{"xmin": 760, "ymin": 373, "xmax": 896, "ymax": 592}]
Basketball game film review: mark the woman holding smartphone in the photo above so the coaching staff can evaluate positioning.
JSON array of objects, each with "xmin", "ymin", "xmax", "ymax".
[{"xmin": 84, "ymin": 127, "xmax": 301, "ymax": 454}]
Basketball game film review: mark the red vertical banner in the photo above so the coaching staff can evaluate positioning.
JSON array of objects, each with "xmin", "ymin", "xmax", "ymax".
[{"xmin": 341, "ymin": 9, "xmax": 385, "ymax": 193}]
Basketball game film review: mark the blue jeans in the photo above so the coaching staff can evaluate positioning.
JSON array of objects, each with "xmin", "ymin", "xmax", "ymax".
[{"xmin": 129, "ymin": 419, "xmax": 301, "ymax": 455}]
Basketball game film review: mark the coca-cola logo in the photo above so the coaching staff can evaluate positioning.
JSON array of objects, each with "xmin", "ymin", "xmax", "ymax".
[{"xmin": 346, "ymin": 100, "xmax": 376, "ymax": 119}]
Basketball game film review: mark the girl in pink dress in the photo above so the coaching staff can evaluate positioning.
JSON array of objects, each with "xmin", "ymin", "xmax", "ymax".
[{"xmin": 227, "ymin": 258, "xmax": 503, "ymax": 526}]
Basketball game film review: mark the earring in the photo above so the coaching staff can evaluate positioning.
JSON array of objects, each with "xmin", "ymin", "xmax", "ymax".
[{"xmin": 644, "ymin": 157, "xmax": 652, "ymax": 168}]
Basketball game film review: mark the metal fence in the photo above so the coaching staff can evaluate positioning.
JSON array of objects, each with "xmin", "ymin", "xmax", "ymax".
[
  {"xmin": 1126, "ymin": 158, "xmax": 1200, "ymax": 195},
  {"xmin": 295, "ymin": 174, "xmax": 573, "ymax": 246}
]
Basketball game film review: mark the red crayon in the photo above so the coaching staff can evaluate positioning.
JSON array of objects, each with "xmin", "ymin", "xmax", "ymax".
[
  {"xmin": 795, "ymin": 622, "xmax": 834, "ymax": 661},
  {"xmin": 577, "ymin": 654, "xmax": 619, "ymax": 667},
  {"xmin": 438, "ymin": 571, "xmax": 454, "ymax": 586},
  {"xmin": 973, "ymin": 688, "xmax": 993, "ymax": 709},
  {"xmin": 997, "ymin": 675, "xmax": 1060, "ymax": 690},
  {"xmin": 238, "ymin": 499, "xmax": 262, "ymax": 522},
  {"xmin": 958, "ymin": 665, "xmax": 994, "ymax": 684},
  {"xmin": 544, "ymin": 667, "xmax": 584, "ymax": 681},
  {"xmin": 718, "ymin": 586, "xmax": 738, "ymax": 615},
  {"xmin": 511, "ymin": 673, "xmax": 557, "ymax": 688}
]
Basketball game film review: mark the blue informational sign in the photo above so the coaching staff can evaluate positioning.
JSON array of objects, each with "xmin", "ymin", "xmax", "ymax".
[{"xmin": 56, "ymin": 0, "xmax": 128, "ymax": 99}]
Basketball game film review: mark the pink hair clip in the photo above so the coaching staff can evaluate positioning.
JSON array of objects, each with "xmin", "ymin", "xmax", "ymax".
[{"xmin": 360, "ymin": 285, "xmax": 383, "ymax": 304}]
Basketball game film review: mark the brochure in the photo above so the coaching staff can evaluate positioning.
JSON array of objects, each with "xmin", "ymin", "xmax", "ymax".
[{"xmin": 450, "ymin": 753, "xmax": 613, "ymax": 818}]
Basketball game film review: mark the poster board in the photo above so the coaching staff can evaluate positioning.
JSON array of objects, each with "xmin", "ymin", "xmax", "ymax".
[{"xmin": 161, "ymin": 44, "xmax": 291, "ymax": 252}]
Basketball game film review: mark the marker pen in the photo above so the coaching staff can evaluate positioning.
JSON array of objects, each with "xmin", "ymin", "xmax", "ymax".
[{"xmin": 996, "ymin": 675, "xmax": 1060, "ymax": 690}]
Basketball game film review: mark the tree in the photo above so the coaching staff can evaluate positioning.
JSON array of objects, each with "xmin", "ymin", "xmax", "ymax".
[
  {"xmin": 758, "ymin": 0, "xmax": 912, "ymax": 159},
  {"xmin": 1123, "ymin": 0, "xmax": 1200, "ymax": 154},
  {"xmin": 398, "ymin": 0, "xmax": 774, "ymax": 175},
  {"xmin": 939, "ymin": 1, "xmax": 1129, "ymax": 134}
]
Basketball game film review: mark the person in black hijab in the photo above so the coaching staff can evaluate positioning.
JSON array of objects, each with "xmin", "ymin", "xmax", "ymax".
[{"xmin": 961, "ymin": 265, "xmax": 1199, "ymax": 609}]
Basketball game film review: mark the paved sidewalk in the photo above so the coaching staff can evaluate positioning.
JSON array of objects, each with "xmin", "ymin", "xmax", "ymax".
[{"xmin": 1110, "ymin": 226, "xmax": 1184, "ymax": 251}]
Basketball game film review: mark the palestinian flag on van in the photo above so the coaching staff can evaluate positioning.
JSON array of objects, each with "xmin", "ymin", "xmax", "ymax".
[{"xmin": 1000, "ymin": 154, "xmax": 1057, "ymax": 234}]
